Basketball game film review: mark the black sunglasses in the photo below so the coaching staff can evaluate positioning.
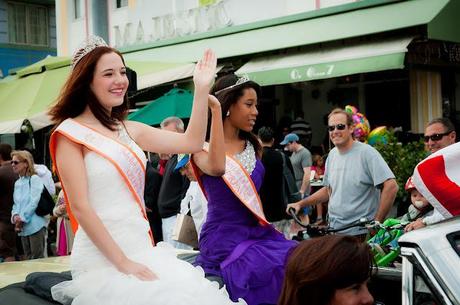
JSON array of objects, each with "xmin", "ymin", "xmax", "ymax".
[
  {"xmin": 424, "ymin": 131, "xmax": 452, "ymax": 142},
  {"xmin": 10, "ymin": 160, "xmax": 22, "ymax": 165},
  {"xmin": 327, "ymin": 124, "xmax": 347, "ymax": 132}
]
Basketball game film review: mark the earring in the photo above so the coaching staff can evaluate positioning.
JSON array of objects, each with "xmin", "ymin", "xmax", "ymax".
[{"xmin": 226, "ymin": 110, "xmax": 230, "ymax": 117}]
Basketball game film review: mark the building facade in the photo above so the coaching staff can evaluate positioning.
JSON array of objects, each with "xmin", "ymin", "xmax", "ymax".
[
  {"xmin": 55, "ymin": 0, "xmax": 460, "ymax": 149},
  {"xmin": 0, "ymin": 0, "xmax": 57, "ymax": 77}
]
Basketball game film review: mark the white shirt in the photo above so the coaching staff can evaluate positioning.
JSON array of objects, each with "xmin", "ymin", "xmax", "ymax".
[
  {"xmin": 34, "ymin": 164, "xmax": 55, "ymax": 196},
  {"xmin": 180, "ymin": 182, "xmax": 207, "ymax": 235}
]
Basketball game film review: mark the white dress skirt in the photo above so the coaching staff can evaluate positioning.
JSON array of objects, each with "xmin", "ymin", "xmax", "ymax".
[{"xmin": 51, "ymin": 128, "xmax": 246, "ymax": 305}]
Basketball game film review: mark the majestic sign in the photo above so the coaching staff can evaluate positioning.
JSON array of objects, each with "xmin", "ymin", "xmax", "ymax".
[{"xmin": 113, "ymin": 1, "xmax": 232, "ymax": 48}]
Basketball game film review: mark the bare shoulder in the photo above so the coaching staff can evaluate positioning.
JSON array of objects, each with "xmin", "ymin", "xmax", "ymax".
[
  {"xmin": 123, "ymin": 120, "xmax": 142, "ymax": 140},
  {"xmin": 55, "ymin": 132, "xmax": 83, "ymax": 161}
]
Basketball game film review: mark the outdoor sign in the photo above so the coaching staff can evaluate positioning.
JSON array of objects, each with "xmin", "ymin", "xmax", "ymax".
[{"xmin": 113, "ymin": 1, "xmax": 231, "ymax": 48}]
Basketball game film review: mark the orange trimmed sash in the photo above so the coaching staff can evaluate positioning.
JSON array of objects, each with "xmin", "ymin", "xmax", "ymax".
[
  {"xmin": 49, "ymin": 119, "xmax": 154, "ymax": 244},
  {"xmin": 191, "ymin": 143, "xmax": 269, "ymax": 226}
]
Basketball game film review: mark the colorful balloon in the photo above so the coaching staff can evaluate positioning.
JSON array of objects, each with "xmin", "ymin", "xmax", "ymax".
[
  {"xmin": 345, "ymin": 105, "xmax": 370, "ymax": 142},
  {"xmin": 368, "ymin": 126, "xmax": 388, "ymax": 146}
]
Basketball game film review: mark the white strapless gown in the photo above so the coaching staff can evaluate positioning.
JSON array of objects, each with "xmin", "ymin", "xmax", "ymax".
[{"xmin": 51, "ymin": 128, "xmax": 246, "ymax": 305}]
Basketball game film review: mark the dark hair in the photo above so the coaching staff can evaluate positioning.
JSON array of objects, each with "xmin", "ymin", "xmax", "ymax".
[
  {"xmin": 211, "ymin": 74, "xmax": 262, "ymax": 156},
  {"xmin": 258, "ymin": 126, "xmax": 274, "ymax": 143},
  {"xmin": 0, "ymin": 143, "xmax": 12, "ymax": 161},
  {"xmin": 427, "ymin": 117, "xmax": 456, "ymax": 133},
  {"xmin": 278, "ymin": 235, "xmax": 374, "ymax": 305},
  {"xmin": 49, "ymin": 47, "xmax": 129, "ymax": 131}
]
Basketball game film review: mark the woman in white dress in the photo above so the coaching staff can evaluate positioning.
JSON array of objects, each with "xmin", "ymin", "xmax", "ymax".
[{"xmin": 48, "ymin": 36, "xmax": 245, "ymax": 305}]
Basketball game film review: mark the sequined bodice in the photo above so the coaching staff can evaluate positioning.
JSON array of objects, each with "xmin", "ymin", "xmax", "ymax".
[{"xmin": 234, "ymin": 141, "xmax": 256, "ymax": 174}]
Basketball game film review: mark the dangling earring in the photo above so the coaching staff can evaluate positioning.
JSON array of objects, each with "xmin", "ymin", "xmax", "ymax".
[{"xmin": 226, "ymin": 110, "xmax": 230, "ymax": 117}]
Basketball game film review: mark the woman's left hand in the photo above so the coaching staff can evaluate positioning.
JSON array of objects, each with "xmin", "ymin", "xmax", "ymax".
[{"xmin": 193, "ymin": 49, "xmax": 217, "ymax": 90}]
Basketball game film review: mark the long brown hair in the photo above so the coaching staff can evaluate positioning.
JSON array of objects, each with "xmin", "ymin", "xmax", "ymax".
[
  {"xmin": 211, "ymin": 74, "xmax": 262, "ymax": 156},
  {"xmin": 278, "ymin": 235, "xmax": 374, "ymax": 305},
  {"xmin": 49, "ymin": 47, "xmax": 129, "ymax": 130}
]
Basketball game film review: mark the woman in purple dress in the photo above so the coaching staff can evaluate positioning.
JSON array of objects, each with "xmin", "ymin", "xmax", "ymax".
[{"xmin": 192, "ymin": 74, "xmax": 297, "ymax": 305}]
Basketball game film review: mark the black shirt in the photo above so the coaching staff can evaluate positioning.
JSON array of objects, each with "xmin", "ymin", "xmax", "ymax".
[
  {"xmin": 157, "ymin": 155, "xmax": 190, "ymax": 218},
  {"xmin": 259, "ymin": 147, "xmax": 293, "ymax": 222}
]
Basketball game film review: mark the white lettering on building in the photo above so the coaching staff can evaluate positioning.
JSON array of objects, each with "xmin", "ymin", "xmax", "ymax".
[{"xmin": 114, "ymin": 1, "xmax": 232, "ymax": 48}]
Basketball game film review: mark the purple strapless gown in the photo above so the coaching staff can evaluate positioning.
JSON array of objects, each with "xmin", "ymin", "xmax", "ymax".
[{"xmin": 195, "ymin": 160, "xmax": 297, "ymax": 305}]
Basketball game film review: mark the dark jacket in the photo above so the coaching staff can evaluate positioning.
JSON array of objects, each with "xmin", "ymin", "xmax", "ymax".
[
  {"xmin": 144, "ymin": 161, "xmax": 163, "ymax": 243},
  {"xmin": 157, "ymin": 155, "xmax": 190, "ymax": 218},
  {"xmin": 259, "ymin": 147, "xmax": 294, "ymax": 222}
]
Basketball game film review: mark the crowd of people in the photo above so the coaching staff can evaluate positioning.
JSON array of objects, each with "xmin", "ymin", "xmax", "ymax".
[{"xmin": 0, "ymin": 35, "xmax": 458, "ymax": 305}]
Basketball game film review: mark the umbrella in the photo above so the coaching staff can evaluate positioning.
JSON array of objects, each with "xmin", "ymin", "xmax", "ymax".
[
  {"xmin": 0, "ymin": 56, "xmax": 196, "ymax": 134},
  {"xmin": 128, "ymin": 88, "xmax": 193, "ymax": 125}
]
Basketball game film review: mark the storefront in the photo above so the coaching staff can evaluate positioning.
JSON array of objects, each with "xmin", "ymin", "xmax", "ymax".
[{"xmin": 122, "ymin": 0, "xmax": 460, "ymax": 148}]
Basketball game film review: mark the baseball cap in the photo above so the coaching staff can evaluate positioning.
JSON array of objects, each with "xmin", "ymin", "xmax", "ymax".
[
  {"xmin": 174, "ymin": 154, "xmax": 190, "ymax": 171},
  {"xmin": 280, "ymin": 133, "xmax": 299, "ymax": 145}
]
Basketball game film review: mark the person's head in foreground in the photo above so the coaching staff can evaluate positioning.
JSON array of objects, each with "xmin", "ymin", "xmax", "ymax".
[{"xmin": 279, "ymin": 235, "xmax": 375, "ymax": 305}]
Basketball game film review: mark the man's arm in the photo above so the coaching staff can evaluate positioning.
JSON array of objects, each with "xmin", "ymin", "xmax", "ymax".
[
  {"xmin": 374, "ymin": 178, "xmax": 398, "ymax": 222},
  {"xmin": 299, "ymin": 166, "xmax": 311, "ymax": 196},
  {"xmin": 286, "ymin": 186, "xmax": 330, "ymax": 215}
]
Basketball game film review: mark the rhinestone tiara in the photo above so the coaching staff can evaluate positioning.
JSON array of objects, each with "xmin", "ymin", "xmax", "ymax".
[
  {"xmin": 214, "ymin": 75, "xmax": 251, "ymax": 95},
  {"xmin": 71, "ymin": 36, "xmax": 108, "ymax": 69}
]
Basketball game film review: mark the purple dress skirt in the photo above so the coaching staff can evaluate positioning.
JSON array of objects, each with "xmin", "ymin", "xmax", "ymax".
[{"xmin": 194, "ymin": 160, "xmax": 297, "ymax": 305}]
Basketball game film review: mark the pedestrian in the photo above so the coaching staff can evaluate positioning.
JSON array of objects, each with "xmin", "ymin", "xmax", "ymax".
[
  {"xmin": 290, "ymin": 109, "xmax": 312, "ymax": 149},
  {"xmin": 405, "ymin": 117, "xmax": 456, "ymax": 231},
  {"xmin": 11, "ymin": 150, "xmax": 47, "ymax": 259},
  {"xmin": 53, "ymin": 189, "xmax": 74, "ymax": 256},
  {"xmin": 281, "ymin": 132, "xmax": 312, "ymax": 223},
  {"xmin": 0, "ymin": 143, "xmax": 19, "ymax": 262},
  {"xmin": 287, "ymin": 108, "xmax": 398, "ymax": 240},
  {"xmin": 157, "ymin": 116, "xmax": 192, "ymax": 249},
  {"xmin": 192, "ymin": 74, "xmax": 297, "ymax": 305},
  {"xmin": 424, "ymin": 117, "xmax": 456, "ymax": 154},
  {"xmin": 144, "ymin": 160, "xmax": 163, "ymax": 244},
  {"xmin": 175, "ymin": 154, "xmax": 208, "ymax": 236},
  {"xmin": 258, "ymin": 126, "xmax": 296, "ymax": 237},
  {"xmin": 48, "ymin": 36, "xmax": 242, "ymax": 304}
]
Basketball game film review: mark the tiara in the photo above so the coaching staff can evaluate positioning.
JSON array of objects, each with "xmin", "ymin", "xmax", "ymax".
[
  {"xmin": 214, "ymin": 75, "xmax": 251, "ymax": 95},
  {"xmin": 71, "ymin": 36, "xmax": 108, "ymax": 69}
]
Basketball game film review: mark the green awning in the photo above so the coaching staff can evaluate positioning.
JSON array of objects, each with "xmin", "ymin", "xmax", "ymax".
[
  {"xmin": 128, "ymin": 88, "xmax": 193, "ymax": 125},
  {"xmin": 123, "ymin": 0, "xmax": 456, "ymax": 63},
  {"xmin": 132, "ymin": 62, "xmax": 196, "ymax": 90},
  {"xmin": 235, "ymin": 37, "xmax": 413, "ymax": 86},
  {"xmin": 0, "ymin": 57, "xmax": 196, "ymax": 133}
]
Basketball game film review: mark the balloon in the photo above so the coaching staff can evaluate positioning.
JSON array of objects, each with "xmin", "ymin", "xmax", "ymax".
[
  {"xmin": 368, "ymin": 126, "xmax": 388, "ymax": 146},
  {"xmin": 345, "ymin": 105, "xmax": 370, "ymax": 142}
]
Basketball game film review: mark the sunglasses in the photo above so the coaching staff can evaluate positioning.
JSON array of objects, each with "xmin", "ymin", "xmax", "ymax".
[
  {"xmin": 423, "ymin": 131, "xmax": 452, "ymax": 143},
  {"xmin": 10, "ymin": 160, "xmax": 23, "ymax": 165},
  {"xmin": 327, "ymin": 124, "xmax": 347, "ymax": 132}
]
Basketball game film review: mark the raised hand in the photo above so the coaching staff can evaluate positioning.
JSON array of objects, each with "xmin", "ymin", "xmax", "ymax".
[
  {"xmin": 193, "ymin": 49, "xmax": 217, "ymax": 90},
  {"xmin": 117, "ymin": 257, "xmax": 158, "ymax": 281}
]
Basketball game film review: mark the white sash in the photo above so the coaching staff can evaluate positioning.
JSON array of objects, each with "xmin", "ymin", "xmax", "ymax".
[
  {"xmin": 192, "ymin": 143, "xmax": 269, "ymax": 226},
  {"xmin": 50, "ymin": 119, "xmax": 152, "ymax": 242}
]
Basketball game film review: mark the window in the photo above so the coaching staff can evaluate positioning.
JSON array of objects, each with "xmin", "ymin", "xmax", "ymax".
[
  {"xmin": 413, "ymin": 265, "xmax": 442, "ymax": 305},
  {"xmin": 116, "ymin": 0, "xmax": 128, "ymax": 8},
  {"xmin": 74, "ymin": 0, "xmax": 82, "ymax": 19},
  {"xmin": 8, "ymin": 2, "xmax": 49, "ymax": 46}
]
